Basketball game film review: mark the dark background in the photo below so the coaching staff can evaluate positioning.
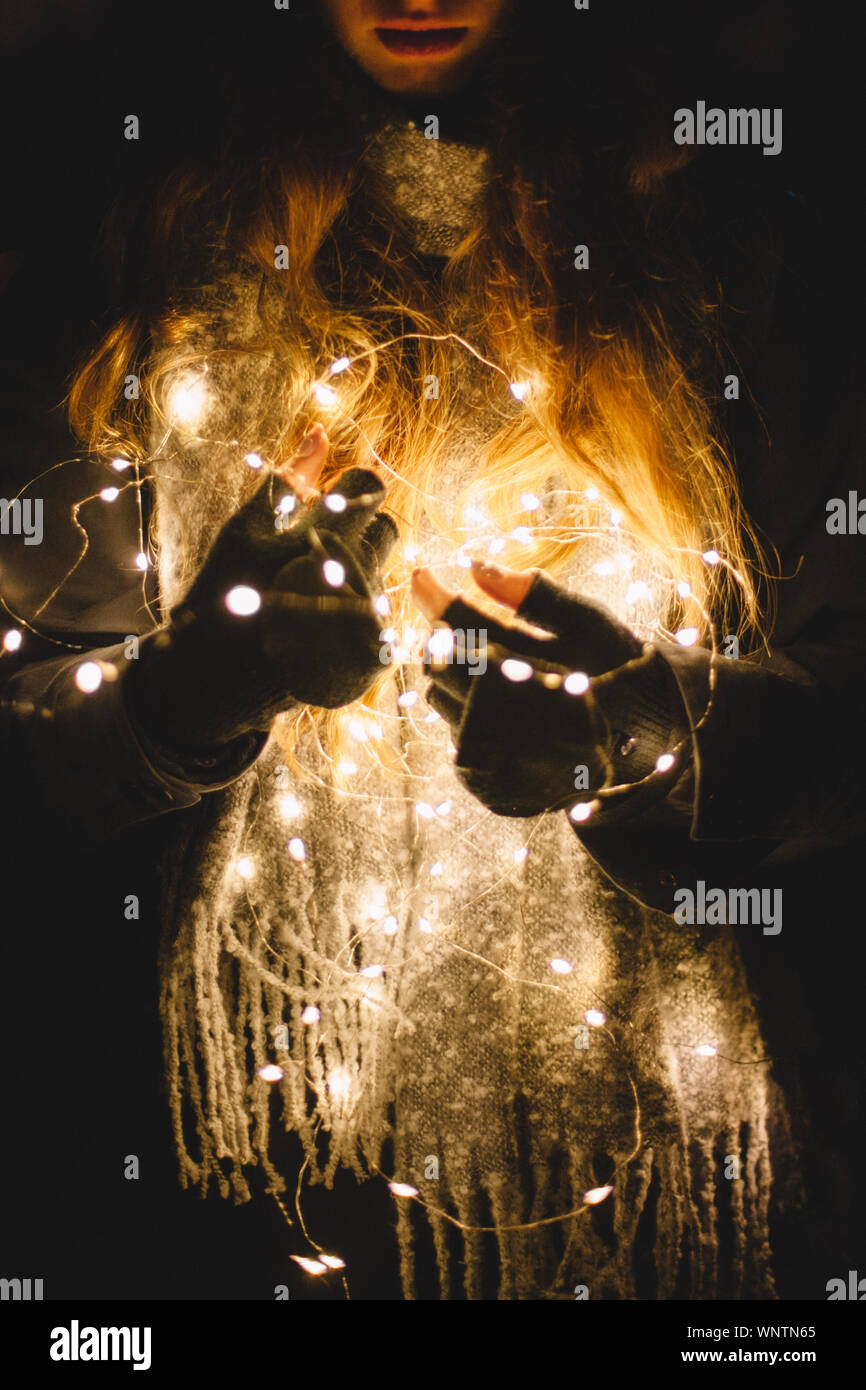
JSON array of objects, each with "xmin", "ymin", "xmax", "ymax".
[{"xmin": 0, "ymin": 0, "xmax": 862, "ymax": 1301}]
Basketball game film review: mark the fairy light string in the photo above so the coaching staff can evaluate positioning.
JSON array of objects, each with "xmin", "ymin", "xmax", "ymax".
[{"xmin": 0, "ymin": 327, "xmax": 770, "ymax": 1292}]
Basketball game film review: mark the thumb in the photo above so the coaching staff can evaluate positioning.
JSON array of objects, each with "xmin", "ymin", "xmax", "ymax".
[
  {"xmin": 411, "ymin": 567, "xmax": 457, "ymax": 621},
  {"xmin": 277, "ymin": 423, "xmax": 329, "ymax": 498},
  {"xmin": 470, "ymin": 561, "xmax": 535, "ymax": 611}
]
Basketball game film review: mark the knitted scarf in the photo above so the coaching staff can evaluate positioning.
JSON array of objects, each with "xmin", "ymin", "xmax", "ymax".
[{"xmin": 153, "ymin": 117, "xmax": 793, "ymax": 1299}]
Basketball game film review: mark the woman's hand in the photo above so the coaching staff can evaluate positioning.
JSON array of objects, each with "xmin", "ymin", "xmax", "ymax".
[
  {"xmin": 411, "ymin": 561, "xmax": 691, "ymax": 819},
  {"xmin": 129, "ymin": 425, "xmax": 398, "ymax": 752}
]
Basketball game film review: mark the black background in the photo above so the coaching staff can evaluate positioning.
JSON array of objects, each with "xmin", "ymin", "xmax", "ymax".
[{"xmin": 0, "ymin": 0, "xmax": 863, "ymax": 1307}]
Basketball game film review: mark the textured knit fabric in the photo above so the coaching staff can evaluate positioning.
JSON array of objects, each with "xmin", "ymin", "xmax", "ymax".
[
  {"xmin": 139, "ymin": 118, "xmax": 784, "ymax": 1299},
  {"xmin": 364, "ymin": 117, "xmax": 491, "ymax": 256}
]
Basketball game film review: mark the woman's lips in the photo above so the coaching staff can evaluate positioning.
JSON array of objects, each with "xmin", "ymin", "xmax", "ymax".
[{"xmin": 374, "ymin": 27, "xmax": 469, "ymax": 58}]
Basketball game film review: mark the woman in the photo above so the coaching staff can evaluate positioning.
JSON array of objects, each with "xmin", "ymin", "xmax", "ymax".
[{"xmin": 1, "ymin": 0, "xmax": 862, "ymax": 1299}]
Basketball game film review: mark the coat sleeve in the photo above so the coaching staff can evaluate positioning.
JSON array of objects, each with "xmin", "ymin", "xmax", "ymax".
[
  {"xmin": 573, "ymin": 188, "xmax": 866, "ymax": 911},
  {"xmin": 576, "ymin": 581, "xmax": 866, "ymax": 914},
  {"xmin": 0, "ymin": 251, "xmax": 267, "ymax": 846}
]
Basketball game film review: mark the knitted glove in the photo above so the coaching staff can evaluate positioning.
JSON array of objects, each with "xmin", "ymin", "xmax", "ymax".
[
  {"xmin": 127, "ymin": 465, "xmax": 397, "ymax": 752},
  {"xmin": 423, "ymin": 569, "xmax": 692, "ymax": 819}
]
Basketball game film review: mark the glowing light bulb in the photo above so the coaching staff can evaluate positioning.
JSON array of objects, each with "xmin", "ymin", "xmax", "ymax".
[
  {"xmin": 330, "ymin": 357, "xmax": 351, "ymax": 375},
  {"xmin": 244, "ymin": 452, "xmax": 264, "ymax": 469},
  {"xmin": 404, "ymin": 543, "xmax": 420, "ymax": 564},
  {"xmin": 277, "ymin": 494, "xmax": 296, "ymax": 515},
  {"xmin": 427, "ymin": 629, "xmax": 454, "ymax": 662},
  {"xmin": 455, "ymin": 548, "xmax": 473, "ymax": 569},
  {"xmin": 509, "ymin": 380, "xmax": 530, "ymax": 401},
  {"xmin": 388, "ymin": 1182, "xmax": 419, "ymax": 1199},
  {"xmin": 347, "ymin": 718, "xmax": 368, "ymax": 742},
  {"xmin": 676, "ymin": 579, "xmax": 691, "ymax": 597},
  {"xmin": 287, "ymin": 837, "xmax": 307, "ymax": 862},
  {"xmin": 235, "ymin": 857, "xmax": 255, "ymax": 880},
  {"xmin": 436, "ymin": 800, "xmax": 451, "ymax": 816},
  {"xmin": 327, "ymin": 1068, "xmax": 352, "ymax": 1100},
  {"xmin": 75, "ymin": 661, "xmax": 103, "ymax": 693},
  {"xmin": 583, "ymin": 1185, "xmax": 613, "ymax": 1206},
  {"xmin": 397, "ymin": 690, "xmax": 418, "ymax": 708},
  {"xmin": 382, "ymin": 915, "xmax": 399, "ymax": 935},
  {"xmin": 415, "ymin": 802, "xmax": 435, "ymax": 819},
  {"xmin": 111, "ymin": 457, "xmax": 130, "ymax": 471},
  {"xmin": 429, "ymin": 862, "xmax": 443, "ymax": 877},
  {"xmin": 257, "ymin": 1064, "xmax": 283, "ymax": 1083},
  {"xmin": 319, "ymin": 1254, "xmax": 346, "ymax": 1269},
  {"xmin": 225, "ymin": 585, "xmax": 261, "ymax": 616},
  {"xmin": 569, "ymin": 801, "xmax": 597, "ymax": 823},
  {"xmin": 166, "ymin": 373, "xmax": 209, "ymax": 426},
  {"xmin": 359, "ymin": 963, "xmax": 385, "ymax": 979},
  {"xmin": 702, "ymin": 549, "xmax": 721, "ymax": 565},
  {"xmin": 135, "ymin": 552, "xmax": 149, "ymax": 571},
  {"xmin": 323, "ymin": 559, "xmax": 345, "ymax": 588},
  {"xmin": 694, "ymin": 1043, "xmax": 718, "ymax": 1057},
  {"xmin": 337, "ymin": 759, "xmax": 358, "ymax": 776},
  {"xmin": 510, "ymin": 526, "xmax": 532, "ymax": 544},
  {"xmin": 488, "ymin": 537, "xmax": 506, "ymax": 555},
  {"xmin": 609, "ymin": 508, "xmax": 623, "ymax": 527},
  {"xmin": 584, "ymin": 1009, "xmax": 606, "ymax": 1028},
  {"xmin": 277, "ymin": 794, "xmax": 302, "ymax": 820},
  {"xmin": 291, "ymin": 1256, "xmax": 327, "ymax": 1275},
  {"xmin": 593, "ymin": 560, "xmax": 615, "ymax": 576},
  {"xmin": 564, "ymin": 671, "xmax": 590, "ymax": 696},
  {"xmin": 520, "ymin": 491, "xmax": 541, "ymax": 512},
  {"xmin": 625, "ymin": 581, "xmax": 651, "ymax": 605},
  {"xmin": 550, "ymin": 958, "xmax": 573, "ymax": 975},
  {"xmin": 374, "ymin": 594, "xmax": 391, "ymax": 616},
  {"xmin": 417, "ymin": 917, "xmax": 432, "ymax": 933},
  {"xmin": 655, "ymin": 753, "xmax": 676, "ymax": 773},
  {"xmin": 324, "ymin": 493, "xmax": 347, "ymax": 513},
  {"xmin": 675, "ymin": 627, "xmax": 699, "ymax": 647},
  {"xmin": 313, "ymin": 384, "xmax": 337, "ymax": 407},
  {"xmin": 501, "ymin": 658, "xmax": 533, "ymax": 682},
  {"xmin": 462, "ymin": 504, "xmax": 486, "ymax": 525},
  {"xmin": 100, "ymin": 486, "xmax": 119, "ymax": 502},
  {"xmin": 513, "ymin": 847, "xmax": 528, "ymax": 864},
  {"xmin": 3, "ymin": 629, "xmax": 22, "ymax": 653},
  {"xmin": 300, "ymin": 1005, "xmax": 320, "ymax": 1025}
]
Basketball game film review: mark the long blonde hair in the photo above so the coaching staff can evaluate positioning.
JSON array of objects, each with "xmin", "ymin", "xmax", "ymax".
[{"xmin": 68, "ymin": 101, "xmax": 773, "ymax": 770}]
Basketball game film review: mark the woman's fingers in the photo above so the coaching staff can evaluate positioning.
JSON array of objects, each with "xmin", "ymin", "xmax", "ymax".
[
  {"xmin": 278, "ymin": 423, "xmax": 330, "ymax": 499},
  {"xmin": 469, "ymin": 560, "xmax": 535, "ymax": 611},
  {"xmin": 411, "ymin": 567, "xmax": 457, "ymax": 622},
  {"xmin": 360, "ymin": 511, "xmax": 399, "ymax": 569},
  {"xmin": 412, "ymin": 568, "xmax": 556, "ymax": 658},
  {"xmin": 306, "ymin": 467, "xmax": 388, "ymax": 545},
  {"xmin": 274, "ymin": 531, "xmax": 372, "ymax": 602},
  {"xmin": 517, "ymin": 570, "xmax": 643, "ymax": 671}
]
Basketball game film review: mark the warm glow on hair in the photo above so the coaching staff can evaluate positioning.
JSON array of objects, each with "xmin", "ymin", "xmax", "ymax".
[{"xmin": 67, "ymin": 137, "xmax": 773, "ymax": 777}]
